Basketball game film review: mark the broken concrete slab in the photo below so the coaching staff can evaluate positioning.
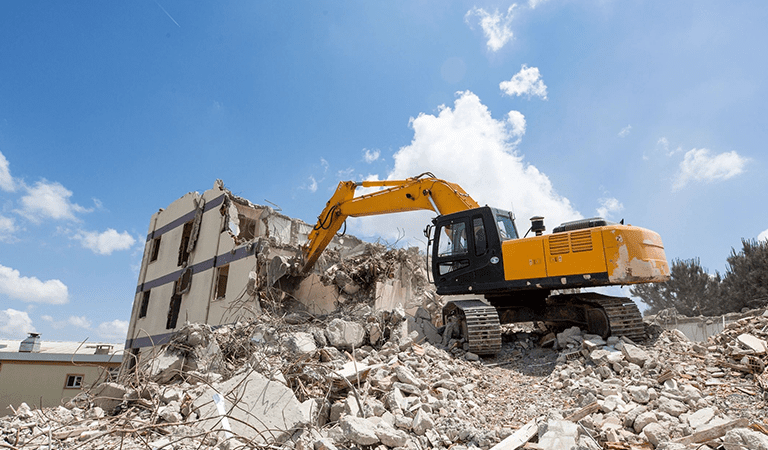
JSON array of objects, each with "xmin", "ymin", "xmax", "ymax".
[
  {"xmin": 411, "ymin": 408, "xmax": 434, "ymax": 435},
  {"xmin": 642, "ymin": 422, "xmax": 670, "ymax": 447},
  {"xmin": 621, "ymin": 343, "xmax": 650, "ymax": 367},
  {"xmin": 686, "ymin": 406, "xmax": 715, "ymax": 430},
  {"xmin": 143, "ymin": 348, "xmax": 185, "ymax": 384},
  {"xmin": 737, "ymin": 333, "xmax": 768, "ymax": 354},
  {"xmin": 723, "ymin": 427, "xmax": 768, "ymax": 450},
  {"xmin": 282, "ymin": 331, "xmax": 317, "ymax": 355},
  {"xmin": 192, "ymin": 369, "xmax": 306, "ymax": 445},
  {"xmin": 538, "ymin": 420, "xmax": 579, "ymax": 450},
  {"xmin": 90, "ymin": 382, "xmax": 128, "ymax": 413},
  {"xmin": 339, "ymin": 415, "xmax": 379, "ymax": 446},
  {"xmin": 325, "ymin": 318, "xmax": 365, "ymax": 350}
]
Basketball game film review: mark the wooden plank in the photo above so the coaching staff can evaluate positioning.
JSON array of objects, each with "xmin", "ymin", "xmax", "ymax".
[
  {"xmin": 566, "ymin": 401, "xmax": 599, "ymax": 422},
  {"xmin": 673, "ymin": 418, "xmax": 749, "ymax": 445},
  {"xmin": 490, "ymin": 418, "xmax": 539, "ymax": 450}
]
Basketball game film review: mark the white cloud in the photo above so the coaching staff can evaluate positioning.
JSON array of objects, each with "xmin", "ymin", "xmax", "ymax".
[
  {"xmin": 529, "ymin": 0, "xmax": 548, "ymax": 8},
  {"xmin": 320, "ymin": 158, "xmax": 329, "ymax": 173},
  {"xmin": 348, "ymin": 91, "xmax": 581, "ymax": 244},
  {"xmin": 500, "ymin": 65, "xmax": 548, "ymax": 100},
  {"xmin": 18, "ymin": 180, "xmax": 91, "ymax": 222},
  {"xmin": 68, "ymin": 315, "xmax": 92, "ymax": 329},
  {"xmin": 0, "ymin": 309, "xmax": 35, "ymax": 339},
  {"xmin": 307, "ymin": 176, "xmax": 318, "ymax": 193},
  {"xmin": 657, "ymin": 137, "xmax": 669, "ymax": 151},
  {"xmin": 0, "ymin": 151, "xmax": 16, "ymax": 192},
  {"xmin": 73, "ymin": 228, "xmax": 137, "ymax": 255},
  {"xmin": 618, "ymin": 125, "xmax": 632, "ymax": 138},
  {"xmin": 96, "ymin": 319, "xmax": 129, "ymax": 342},
  {"xmin": 597, "ymin": 197, "xmax": 624, "ymax": 220},
  {"xmin": 758, "ymin": 229, "xmax": 768, "ymax": 242},
  {"xmin": 0, "ymin": 264, "xmax": 69, "ymax": 304},
  {"xmin": 507, "ymin": 111, "xmax": 526, "ymax": 139},
  {"xmin": 337, "ymin": 168, "xmax": 355, "ymax": 179},
  {"xmin": 656, "ymin": 137, "xmax": 681, "ymax": 156},
  {"xmin": 363, "ymin": 148, "xmax": 381, "ymax": 163},
  {"xmin": 42, "ymin": 314, "xmax": 65, "ymax": 330},
  {"xmin": 673, "ymin": 148, "xmax": 748, "ymax": 190},
  {"xmin": 0, "ymin": 215, "xmax": 16, "ymax": 241},
  {"xmin": 465, "ymin": 5, "xmax": 517, "ymax": 52}
]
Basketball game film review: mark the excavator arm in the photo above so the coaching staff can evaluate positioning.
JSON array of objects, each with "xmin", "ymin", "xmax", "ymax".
[{"xmin": 302, "ymin": 173, "xmax": 479, "ymax": 273}]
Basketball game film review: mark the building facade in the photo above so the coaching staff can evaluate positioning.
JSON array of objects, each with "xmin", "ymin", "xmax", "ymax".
[{"xmin": 124, "ymin": 181, "xmax": 362, "ymax": 356}]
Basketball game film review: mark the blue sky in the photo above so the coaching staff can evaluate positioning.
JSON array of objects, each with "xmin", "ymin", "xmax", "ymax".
[{"xmin": 1, "ymin": 1, "xmax": 765, "ymax": 342}]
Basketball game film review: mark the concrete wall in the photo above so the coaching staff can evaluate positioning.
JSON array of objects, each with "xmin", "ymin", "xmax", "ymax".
[
  {"xmin": 0, "ymin": 361, "xmax": 119, "ymax": 416},
  {"xmin": 648, "ymin": 309, "xmax": 767, "ymax": 342}
]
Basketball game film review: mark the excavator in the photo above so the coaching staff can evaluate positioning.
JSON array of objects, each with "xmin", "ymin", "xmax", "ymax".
[{"xmin": 302, "ymin": 173, "xmax": 669, "ymax": 355}]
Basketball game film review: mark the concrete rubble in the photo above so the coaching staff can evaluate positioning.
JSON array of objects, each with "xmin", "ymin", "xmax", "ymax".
[{"xmin": 2, "ymin": 245, "xmax": 767, "ymax": 449}]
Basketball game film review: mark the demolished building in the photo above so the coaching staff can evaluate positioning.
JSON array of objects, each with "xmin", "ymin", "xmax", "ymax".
[{"xmin": 124, "ymin": 180, "xmax": 436, "ymax": 370}]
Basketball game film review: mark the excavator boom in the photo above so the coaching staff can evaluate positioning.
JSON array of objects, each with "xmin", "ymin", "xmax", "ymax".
[{"xmin": 302, "ymin": 173, "xmax": 478, "ymax": 272}]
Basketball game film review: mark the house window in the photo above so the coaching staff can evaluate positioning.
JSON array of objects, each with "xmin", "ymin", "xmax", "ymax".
[
  {"xmin": 149, "ymin": 236, "xmax": 161, "ymax": 262},
  {"xmin": 177, "ymin": 221, "xmax": 193, "ymax": 267},
  {"xmin": 139, "ymin": 290, "xmax": 150, "ymax": 318},
  {"xmin": 214, "ymin": 265, "xmax": 229, "ymax": 300},
  {"xmin": 65, "ymin": 374, "xmax": 84, "ymax": 389}
]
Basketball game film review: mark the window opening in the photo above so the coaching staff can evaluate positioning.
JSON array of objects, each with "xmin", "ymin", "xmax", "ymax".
[
  {"xmin": 149, "ymin": 236, "xmax": 161, "ymax": 262},
  {"xmin": 186, "ymin": 198, "xmax": 205, "ymax": 253},
  {"xmin": 65, "ymin": 374, "xmax": 83, "ymax": 389},
  {"xmin": 176, "ymin": 267, "xmax": 192, "ymax": 295},
  {"xmin": 166, "ymin": 281, "xmax": 182, "ymax": 329},
  {"xmin": 125, "ymin": 348, "xmax": 140, "ymax": 372},
  {"xmin": 177, "ymin": 221, "xmax": 193, "ymax": 267},
  {"xmin": 139, "ymin": 290, "xmax": 150, "ymax": 318},
  {"xmin": 214, "ymin": 265, "xmax": 230, "ymax": 300},
  {"xmin": 238, "ymin": 215, "xmax": 257, "ymax": 241},
  {"xmin": 473, "ymin": 217, "xmax": 487, "ymax": 256}
]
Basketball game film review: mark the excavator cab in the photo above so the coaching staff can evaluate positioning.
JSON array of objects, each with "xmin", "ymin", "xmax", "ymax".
[{"xmin": 430, "ymin": 206, "xmax": 517, "ymax": 295}]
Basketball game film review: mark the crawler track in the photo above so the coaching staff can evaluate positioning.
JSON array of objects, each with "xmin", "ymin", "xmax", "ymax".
[
  {"xmin": 443, "ymin": 299, "xmax": 501, "ymax": 355},
  {"xmin": 550, "ymin": 293, "xmax": 646, "ymax": 342}
]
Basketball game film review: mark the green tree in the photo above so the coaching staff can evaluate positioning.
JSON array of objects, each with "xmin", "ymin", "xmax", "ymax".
[
  {"xmin": 630, "ymin": 258, "xmax": 721, "ymax": 316},
  {"xmin": 722, "ymin": 238, "xmax": 768, "ymax": 311}
]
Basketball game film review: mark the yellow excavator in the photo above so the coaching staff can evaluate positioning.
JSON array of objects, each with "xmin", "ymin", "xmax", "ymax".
[{"xmin": 303, "ymin": 173, "xmax": 669, "ymax": 355}]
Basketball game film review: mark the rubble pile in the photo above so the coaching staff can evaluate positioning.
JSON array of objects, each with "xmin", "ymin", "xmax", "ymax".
[
  {"xmin": 3, "ymin": 308, "xmax": 767, "ymax": 450},
  {"xmin": 3, "ymin": 235, "xmax": 768, "ymax": 450}
]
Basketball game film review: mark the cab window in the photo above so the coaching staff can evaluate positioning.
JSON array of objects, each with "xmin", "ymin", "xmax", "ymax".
[
  {"xmin": 437, "ymin": 221, "xmax": 468, "ymax": 257},
  {"xmin": 473, "ymin": 217, "xmax": 487, "ymax": 255},
  {"xmin": 496, "ymin": 214, "xmax": 518, "ymax": 240}
]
